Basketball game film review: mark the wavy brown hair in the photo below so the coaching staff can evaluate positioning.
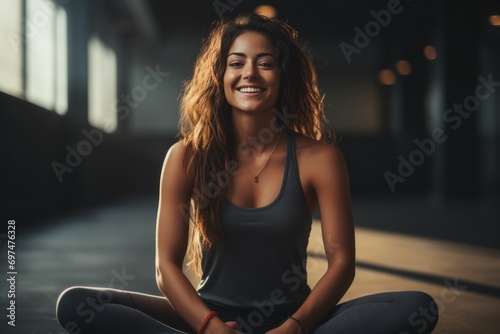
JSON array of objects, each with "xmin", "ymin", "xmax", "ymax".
[{"xmin": 178, "ymin": 13, "xmax": 336, "ymax": 274}]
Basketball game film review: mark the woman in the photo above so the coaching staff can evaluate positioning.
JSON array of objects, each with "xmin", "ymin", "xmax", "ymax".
[{"xmin": 56, "ymin": 13, "xmax": 439, "ymax": 334}]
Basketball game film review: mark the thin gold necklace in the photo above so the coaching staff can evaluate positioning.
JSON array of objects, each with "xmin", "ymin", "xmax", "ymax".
[{"xmin": 241, "ymin": 130, "xmax": 282, "ymax": 183}]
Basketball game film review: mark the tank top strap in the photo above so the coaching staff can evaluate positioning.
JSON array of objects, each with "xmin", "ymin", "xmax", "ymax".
[
  {"xmin": 285, "ymin": 127, "xmax": 293, "ymax": 164},
  {"xmin": 286, "ymin": 128, "xmax": 300, "ymax": 189}
]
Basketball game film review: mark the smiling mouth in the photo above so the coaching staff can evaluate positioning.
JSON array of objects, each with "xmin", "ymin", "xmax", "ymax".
[{"xmin": 237, "ymin": 87, "xmax": 266, "ymax": 93}]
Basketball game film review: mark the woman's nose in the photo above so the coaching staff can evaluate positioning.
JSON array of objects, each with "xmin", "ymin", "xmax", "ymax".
[{"xmin": 243, "ymin": 63, "xmax": 259, "ymax": 80}]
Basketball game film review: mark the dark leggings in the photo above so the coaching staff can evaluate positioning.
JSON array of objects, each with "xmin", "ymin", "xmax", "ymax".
[{"xmin": 56, "ymin": 286, "xmax": 438, "ymax": 334}]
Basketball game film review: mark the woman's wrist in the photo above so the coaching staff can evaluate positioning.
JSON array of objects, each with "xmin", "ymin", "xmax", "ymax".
[
  {"xmin": 283, "ymin": 317, "xmax": 304, "ymax": 334},
  {"xmin": 198, "ymin": 311, "xmax": 217, "ymax": 334},
  {"xmin": 203, "ymin": 316, "xmax": 235, "ymax": 334}
]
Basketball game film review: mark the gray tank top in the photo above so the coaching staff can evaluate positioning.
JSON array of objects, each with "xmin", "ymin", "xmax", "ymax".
[{"xmin": 197, "ymin": 129, "xmax": 313, "ymax": 309}]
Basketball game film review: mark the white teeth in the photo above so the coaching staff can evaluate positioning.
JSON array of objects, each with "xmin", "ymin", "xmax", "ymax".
[{"xmin": 239, "ymin": 87, "xmax": 264, "ymax": 93}]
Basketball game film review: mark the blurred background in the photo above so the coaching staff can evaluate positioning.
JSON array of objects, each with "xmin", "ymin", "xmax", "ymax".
[{"xmin": 1, "ymin": 0, "xmax": 500, "ymax": 332}]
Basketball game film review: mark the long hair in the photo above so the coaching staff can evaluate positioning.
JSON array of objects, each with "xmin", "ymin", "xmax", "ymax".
[{"xmin": 178, "ymin": 13, "xmax": 336, "ymax": 275}]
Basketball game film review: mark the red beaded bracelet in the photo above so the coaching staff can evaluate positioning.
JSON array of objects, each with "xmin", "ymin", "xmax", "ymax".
[{"xmin": 198, "ymin": 310, "xmax": 217, "ymax": 334}]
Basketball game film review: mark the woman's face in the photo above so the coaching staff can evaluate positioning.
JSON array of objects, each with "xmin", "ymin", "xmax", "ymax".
[{"xmin": 223, "ymin": 31, "xmax": 281, "ymax": 115}]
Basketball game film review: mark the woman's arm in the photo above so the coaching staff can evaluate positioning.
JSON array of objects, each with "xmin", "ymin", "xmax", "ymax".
[
  {"xmin": 268, "ymin": 143, "xmax": 356, "ymax": 334},
  {"xmin": 155, "ymin": 141, "xmax": 238, "ymax": 334}
]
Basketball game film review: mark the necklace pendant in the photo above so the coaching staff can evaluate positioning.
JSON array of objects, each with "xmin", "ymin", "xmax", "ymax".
[{"xmin": 253, "ymin": 175, "xmax": 258, "ymax": 182}]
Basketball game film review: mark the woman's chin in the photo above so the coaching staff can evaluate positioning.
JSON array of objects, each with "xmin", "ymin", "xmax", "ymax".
[{"xmin": 231, "ymin": 103, "xmax": 275, "ymax": 114}]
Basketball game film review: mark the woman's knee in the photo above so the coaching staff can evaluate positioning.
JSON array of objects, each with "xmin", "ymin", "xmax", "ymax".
[
  {"xmin": 393, "ymin": 291, "xmax": 439, "ymax": 317},
  {"xmin": 56, "ymin": 286, "xmax": 111, "ymax": 325},
  {"xmin": 402, "ymin": 291, "xmax": 439, "ymax": 333},
  {"xmin": 409, "ymin": 291, "xmax": 438, "ymax": 312},
  {"xmin": 419, "ymin": 291, "xmax": 439, "ymax": 319}
]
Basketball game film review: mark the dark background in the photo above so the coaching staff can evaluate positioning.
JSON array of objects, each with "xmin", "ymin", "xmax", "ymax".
[
  {"xmin": 1, "ymin": 1, "xmax": 500, "ymax": 332},
  {"xmin": 3, "ymin": 0, "xmax": 500, "ymax": 243}
]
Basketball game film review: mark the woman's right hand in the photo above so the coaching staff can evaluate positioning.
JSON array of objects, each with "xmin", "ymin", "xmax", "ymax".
[
  {"xmin": 225, "ymin": 321, "xmax": 244, "ymax": 333},
  {"xmin": 203, "ymin": 319, "xmax": 243, "ymax": 334},
  {"xmin": 225, "ymin": 321, "xmax": 238, "ymax": 329}
]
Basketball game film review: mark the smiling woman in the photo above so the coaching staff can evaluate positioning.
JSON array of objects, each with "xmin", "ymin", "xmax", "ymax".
[
  {"xmin": 55, "ymin": 13, "xmax": 439, "ymax": 334},
  {"xmin": 224, "ymin": 32, "xmax": 281, "ymax": 113}
]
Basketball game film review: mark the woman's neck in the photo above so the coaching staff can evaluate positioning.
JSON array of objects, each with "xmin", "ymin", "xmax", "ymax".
[{"xmin": 231, "ymin": 110, "xmax": 284, "ymax": 155}]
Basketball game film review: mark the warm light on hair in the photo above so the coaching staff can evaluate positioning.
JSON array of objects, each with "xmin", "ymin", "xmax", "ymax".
[
  {"xmin": 490, "ymin": 15, "xmax": 500, "ymax": 26},
  {"xmin": 379, "ymin": 69, "xmax": 396, "ymax": 85},
  {"xmin": 424, "ymin": 45, "xmax": 437, "ymax": 60},
  {"xmin": 396, "ymin": 60, "xmax": 411, "ymax": 75},
  {"xmin": 254, "ymin": 5, "xmax": 277, "ymax": 19}
]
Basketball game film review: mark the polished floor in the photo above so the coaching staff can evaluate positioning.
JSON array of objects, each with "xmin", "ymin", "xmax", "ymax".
[{"xmin": 0, "ymin": 195, "xmax": 499, "ymax": 333}]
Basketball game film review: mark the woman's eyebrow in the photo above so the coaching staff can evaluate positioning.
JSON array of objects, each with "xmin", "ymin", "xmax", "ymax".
[{"xmin": 227, "ymin": 52, "xmax": 276, "ymax": 58}]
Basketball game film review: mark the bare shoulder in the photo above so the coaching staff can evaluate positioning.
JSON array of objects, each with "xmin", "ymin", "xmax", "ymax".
[
  {"xmin": 162, "ymin": 140, "xmax": 186, "ymax": 169},
  {"xmin": 161, "ymin": 139, "xmax": 195, "ymax": 186},
  {"xmin": 293, "ymin": 131, "xmax": 350, "ymax": 202},
  {"xmin": 293, "ymin": 132, "xmax": 347, "ymax": 169},
  {"xmin": 165, "ymin": 140, "xmax": 188, "ymax": 162}
]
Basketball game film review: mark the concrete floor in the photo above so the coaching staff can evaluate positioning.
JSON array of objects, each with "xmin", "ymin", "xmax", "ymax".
[{"xmin": 1, "ymin": 195, "xmax": 499, "ymax": 333}]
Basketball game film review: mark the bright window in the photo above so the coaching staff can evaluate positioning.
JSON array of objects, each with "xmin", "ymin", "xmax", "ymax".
[
  {"xmin": 88, "ymin": 35, "xmax": 117, "ymax": 133},
  {"xmin": 0, "ymin": 0, "xmax": 23, "ymax": 98},
  {"xmin": 0, "ymin": 0, "xmax": 67, "ymax": 114},
  {"xmin": 25, "ymin": 0, "xmax": 68, "ymax": 114}
]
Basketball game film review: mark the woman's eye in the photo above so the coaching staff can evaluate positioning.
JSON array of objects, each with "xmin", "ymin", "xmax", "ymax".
[
  {"xmin": 228, "ymin": 61, "xmax": 274, "ymax": 68},
  {"xmin": 259, "ymin": 62, "xmax": 273, "ymax": 68}
]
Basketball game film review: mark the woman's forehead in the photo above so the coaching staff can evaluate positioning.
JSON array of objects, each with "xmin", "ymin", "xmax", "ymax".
[{"xmin": 228, "ymin": 31, "xmax": 275, "ymax": 55}]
